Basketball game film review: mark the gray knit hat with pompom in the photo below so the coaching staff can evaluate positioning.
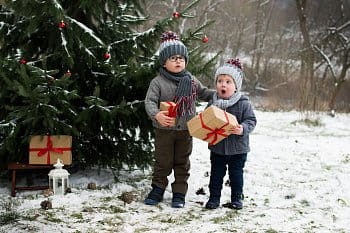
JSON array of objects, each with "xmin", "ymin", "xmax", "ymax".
[
  {"xmin": 215, "ymin": 58, "xmax": 244, "ymax": 92},
  {"xmin": 159, "ymin": 31, "xmax": 189, "ymax": 66}
]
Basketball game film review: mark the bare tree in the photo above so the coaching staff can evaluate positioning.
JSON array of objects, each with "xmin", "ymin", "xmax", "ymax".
[
  {"xmin": 313, "ymin": 20, "xmax": 350, "ymax": 111},
  {"xmin": 295, "ymin": 0, "xmax": 317, "ymax": 111},
  {"xmin": 251, "ymin": 0, "xmax": 276, "ymax": 92}
]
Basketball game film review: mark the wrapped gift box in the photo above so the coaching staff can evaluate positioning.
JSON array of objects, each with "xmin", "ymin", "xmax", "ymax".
[
  {"xmin": 187, "ymin": 105, "xmax": 238, "ymax": 145},
  {"xmin": 29, "ymin": 135, "xmax": 72, "ymax": 165},
  {"xmin": 160, "ymin": 101, "xmax": 177, "ymax": 117}
]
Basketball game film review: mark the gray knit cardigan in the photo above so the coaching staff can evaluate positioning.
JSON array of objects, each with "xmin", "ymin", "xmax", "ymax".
[{"xmin": 145, "ymin": 74, "xmax": 214, "ymax": 130}]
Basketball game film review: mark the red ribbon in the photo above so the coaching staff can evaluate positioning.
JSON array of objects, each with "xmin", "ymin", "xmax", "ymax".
[
  {"xmin": 29, "ymin": 136, "xmax": 71, "ymax": 164},
  {"xmin": 199, "ymin": 110, "xmax": 230, "ymax": 145},
  {"xmin": 166, "ymin": 101, "xmax": 178, "ymax": 117}
]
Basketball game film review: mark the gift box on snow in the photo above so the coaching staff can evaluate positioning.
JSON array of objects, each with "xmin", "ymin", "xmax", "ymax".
[
  {"xmin": 187, "ymin": 105, "xmax": 238, "ymax": 145},
  {"xmin": 160, "ymin": 101, "xmax": 178, "ymax": 117},
  {"xmin": 29, "ymin": 135, "xmax": 72, "ymax": 165}
]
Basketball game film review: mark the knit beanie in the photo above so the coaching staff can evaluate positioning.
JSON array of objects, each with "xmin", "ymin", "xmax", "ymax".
[
  {"xmin": 215, "ymin": 58, "xmax": 244, "ymax": 92},
  {"xmin": 159, "ymin": 31, "xmax": 189, "ymax": 66}
]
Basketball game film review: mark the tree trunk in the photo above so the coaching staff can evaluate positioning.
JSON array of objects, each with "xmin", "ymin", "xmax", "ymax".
[{"xmin": 295, "ymin": 0, "xmax": 316, "ymax": 111}]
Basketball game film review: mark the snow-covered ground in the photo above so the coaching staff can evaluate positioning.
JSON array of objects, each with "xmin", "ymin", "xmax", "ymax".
[{"xmin": 1, "ymin": 107, "xmax": 350, "ymax": 233}]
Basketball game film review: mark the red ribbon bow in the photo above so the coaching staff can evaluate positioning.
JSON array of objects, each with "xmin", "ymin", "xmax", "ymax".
[
  {"xmin": 29, "ymin": 136, "xmax": 71, "ymax": 164},
  {"xmin": 199, "ymin": 110, "xmax": 230, "ymax": 145},
  {"xmin": 166, "ymin": 102, "xmax": 178, "ymax": 118}
]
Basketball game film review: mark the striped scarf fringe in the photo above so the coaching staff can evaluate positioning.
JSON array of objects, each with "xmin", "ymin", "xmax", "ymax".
[{"xmin": 174, "ymin": 80, "xmax": 197, "ymax": 116}]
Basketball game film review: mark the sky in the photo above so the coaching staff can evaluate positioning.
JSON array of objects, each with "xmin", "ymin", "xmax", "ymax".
[{"xmin": 1, "ymin": 104, "xmax": 350, "ymax": 233}]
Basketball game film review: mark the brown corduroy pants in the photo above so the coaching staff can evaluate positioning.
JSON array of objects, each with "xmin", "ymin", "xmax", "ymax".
[{"xmin": 152, "ymin": 128, "xmax": 193, "ymax": 195}]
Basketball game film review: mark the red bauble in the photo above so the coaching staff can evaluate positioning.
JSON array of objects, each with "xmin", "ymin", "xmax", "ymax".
[
  {"xmin": 58, "ymin": 21, "xmax": 66, "ymax": 28},
  {"xmin": 65, "ymin": 70, "xmax": 72, "ymax": 76},
  {"xmin": 20, "ymin": 59, "xmax": 27, "ymax": 64},
  {"xmin": 172, "ymin": 12, "xmax": 180, "ymax": 18},
  {"xmin": 103, "ymin": 53, "xmax": 110, "ymax": 59},
  {"xmin": 202, "ymin": 36, "xmax": 209, "ymax": 43}
]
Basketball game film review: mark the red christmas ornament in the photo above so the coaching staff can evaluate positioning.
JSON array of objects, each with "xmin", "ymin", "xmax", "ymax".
[
  {"xmin": 202, "ymin": 36, "xmax": 209, "ymax": 43},
  {"xmin": 172, "ymin": 12, "xmax": 180, "ymax": 18},
  {"xmin": 58, "ymin": 21, "xmax": 66, "ymax": 28},
  {"xmin": 103, "ymin": 53, "xmax": 110, "ymax": 59},
  {"xmin": 65, "ymin": 70, "xmax": 72, "ymax": 76},
  {"xmin": 20, "ymin": 59, "xmax": 27, "ymax": 64}
]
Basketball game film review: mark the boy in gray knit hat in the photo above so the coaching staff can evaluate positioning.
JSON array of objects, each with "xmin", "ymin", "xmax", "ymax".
[
  {"xmin": 144, "ymin": 31, "xmax": 214, "ymax": 208},
  {"xmin": 205, "ymin": 58, "xmax": 257, "ymax": 210}
]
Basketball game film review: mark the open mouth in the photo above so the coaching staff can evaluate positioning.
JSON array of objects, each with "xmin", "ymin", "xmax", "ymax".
[{"xmin": 221, "ymin": 90, "xmax": 226, "ymax": 95}]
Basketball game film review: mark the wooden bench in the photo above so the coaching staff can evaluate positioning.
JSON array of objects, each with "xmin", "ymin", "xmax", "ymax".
[{"xmin": 8, "ymin": 162, "xmax": 53, "ymax": 197}]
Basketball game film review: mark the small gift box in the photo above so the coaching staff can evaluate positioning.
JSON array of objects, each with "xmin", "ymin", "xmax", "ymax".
[
  {"xmin": 160, "ymin": 101, "xmax": 177, "ymax": 117},
  {"xmin": 187, "ymin": 106, "xmax": 238, "ymax": 145},
  {"xmin": 29, "ymin": 135, "xmax": 72, "ymax": 165}
]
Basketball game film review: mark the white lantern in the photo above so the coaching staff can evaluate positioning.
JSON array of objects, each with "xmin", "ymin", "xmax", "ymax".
[{"xmin": 48, "ymin": 159, "xmax": 70, "ymax": 195}]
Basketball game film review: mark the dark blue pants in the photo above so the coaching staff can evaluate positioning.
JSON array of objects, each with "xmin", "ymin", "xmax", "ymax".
[{"xmin": 208, "ymin": 152, "xmax": 247, "ymax": 202}]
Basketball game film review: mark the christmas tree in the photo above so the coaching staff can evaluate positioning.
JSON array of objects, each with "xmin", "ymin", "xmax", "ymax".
[{"xmin": 0, "ymin": 0, "xmax": 217, "ymax": 171}]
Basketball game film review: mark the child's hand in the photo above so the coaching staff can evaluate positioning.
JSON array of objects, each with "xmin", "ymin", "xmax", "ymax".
[
  {"xmin": 228, "ymin": 124, "xmax": 243, "ymax": 135},
  {"xmin": 155, "ymin": 111, "xmax": 176, "ymax": 127}
]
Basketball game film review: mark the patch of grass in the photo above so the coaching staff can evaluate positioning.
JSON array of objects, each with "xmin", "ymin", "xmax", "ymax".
[
  {"xmin": 71, "ymin": 212, "xmax": 84, "ymax": 220},
  {"xmin": 82, "ymin": 207, "xmax": 95, "ymax": 212},
  {"xmin": 96, "ymin": 185, "xmax": 110, "ymax": 190},
  {"xmin": 98, "ymin": 205, "xmax": 126, "ymax": 213},
  {"xmin": 337, "ymin": 198, "xmax": 347, "ymax": 206},
  {"xmin": 265, "ymin": 229, "xmax": 278, "ymax": 233},
  {"xmin": 323, "ymin": 164, "xmax": 332, "ymax": 171},
  {"xmin": 155, "ymin": 209, "xmax": 200, "ymax": 225},
  {"xmin": 284, "ymin": 194, "xmax": 295, "ymax": 199},
  {"xmin": 211, "ymin": 210, "xmax": 239, "ymax": 224},
  {"xmin": 43, "ymin": 211, "xmax": 63, "ymax": 223},
  {"xmin": 341, "ymin": 155, "xmax": 350, "ymax": 164},
  {"xmin": 97, "ymin": 215, "xmax": 123, "ymax": 227},
  {"xmin": 291, "ymin": 117, "xmax": 323, "ymax": 127},
  {"xmin": 0, "ymin": 198, "xmax": 20, "ymax": 225},
  {"xmin": 264, "ymin": 198, "xmax": 270, "ymax": 205},
  {"xmin": 134, "ymin": 227, "xmax": 152, "ymax": 233},
  {"xmin": 160, "ymin": 216, "xmax": 178, "ymax": 224},
  {"xmin": 0, "ymin": 211, "xmax": 20, "ymax": 225},
  {"xmin": 300, "ymin": 199, "xmax": 310, "ymax": 207},
  {"xmin": 101, "ymin": 196, "xmax": 114, "ymax": 202},
  {"xmin": 110, "ymin": 205, "xmax": 126, "ymax": 213},
  {"xmin": 221, "ymin": 227, "xmax": 244, "ymax": 232},
  {"xmin": 22, "ymin": 212, "xmax": 40, "ymax": 221}
]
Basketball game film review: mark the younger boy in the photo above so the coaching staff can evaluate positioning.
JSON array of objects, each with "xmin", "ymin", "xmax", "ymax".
[{"xmin": 205, "ymin": 58, "xmax": 256, "ymax": 209}]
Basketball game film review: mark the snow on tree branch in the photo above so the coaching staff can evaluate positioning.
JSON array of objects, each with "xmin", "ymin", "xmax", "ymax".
[
  {"xmin": 66, "ymin": 16, "xmax": 104, "ymax": 46},
  {"xmin": 313, "ymin": 45, "xmax": 336, "ymax": 79}
]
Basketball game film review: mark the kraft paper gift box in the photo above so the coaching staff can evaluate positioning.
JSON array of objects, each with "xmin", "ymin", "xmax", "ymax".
[
  {"xmin": 29, "ymin": 135, "xmax": 72, "ymax": 165},
  {"xmin": 160, "ymin": 101, "xmax": 177, "ymax": 117},
  {"xmin": 187, "ymin": 105, "xmax": 238, "ymax": 145}
]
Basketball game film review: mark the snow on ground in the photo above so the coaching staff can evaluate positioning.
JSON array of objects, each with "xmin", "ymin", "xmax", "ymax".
[{"xmin": 1, "ymin": 107, "xmax": 350, "ymax": 233}]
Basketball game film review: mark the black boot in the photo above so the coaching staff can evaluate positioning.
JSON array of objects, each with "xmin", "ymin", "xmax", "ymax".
[
  {"xmin": 144, "ymin": 185, "xmax": 165, "ymax": 205},
  {"xmin": 171, "ymin": 192, "xmax": 185, "ymax": 208},
  {"xmin": 230, "ymin": 193, "xmax": 243, "ymax": 209},
  {"xmin": 205, "ymin": 196, "xmax": 220, "ymax": 209}
]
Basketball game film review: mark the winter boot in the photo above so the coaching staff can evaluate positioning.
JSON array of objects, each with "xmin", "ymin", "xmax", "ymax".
[
  {"xmin": 171, "ymin": 192, "xmax": 185, "ymax": 208},
  {"xmin": 230, "ymin": 193, "xmax": 243, "ymax": 209},
  {"xmin": 205, "ymin": 196, "xmax": 220, "ymax": 209},
  {"xmin": 144, "ymin": 185, "xmax": 165, "ymax": 205}
]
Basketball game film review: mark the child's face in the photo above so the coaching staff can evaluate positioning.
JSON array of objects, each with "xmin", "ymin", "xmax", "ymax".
[
  {"xmin": 216, "ymin": 74, "xmax": 236, "ymax": 99},
  {"xmin": 163, "ymin": 55, "xmax": 186, "ymax": 73}
]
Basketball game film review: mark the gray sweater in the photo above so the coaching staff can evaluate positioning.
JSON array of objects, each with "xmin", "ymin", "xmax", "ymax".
[
  {"xmin": 208, "ymin": 95, "xmax": 257, "ymax": 155},
  {"xmin": 145, "ymin": 74, "xmax": 214, "ymax": 130}
]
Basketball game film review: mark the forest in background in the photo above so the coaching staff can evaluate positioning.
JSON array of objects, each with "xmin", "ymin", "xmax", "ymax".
[
  {"xmin": 0, "ymin": 0, "xmax": 349, "ymax": 171},
  {"xmin": 142, "ymin": 0, "xmax": 350, "ymax": 112}
]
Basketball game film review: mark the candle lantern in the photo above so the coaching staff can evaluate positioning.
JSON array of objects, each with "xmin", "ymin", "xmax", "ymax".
[{"xmin": 48, "ymin": 159, "xmax": 70, "ymax": 195}]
